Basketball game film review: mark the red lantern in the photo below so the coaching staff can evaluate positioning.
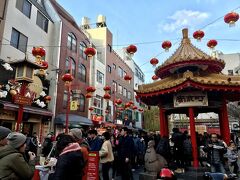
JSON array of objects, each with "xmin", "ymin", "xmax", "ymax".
[
  {"xmin": 115, "ymin": 98, "xmax": 122, "ymax": 105},
  {"xmin": 162, "ymin": 41, "xmax": 172, "ymax": 51},
  {"xmin": 84, "ymin": 47, "xmax": 96, "ymax": 58},
  {"xmin": 129, "ymin": 101, "xmax": 134, "ymax": 105},
  {"xmin": 132, "ymin": 106, "xmax": 138, "ymax": 110},
  {"xmin": 125, "ymin": 103, "xmax": 131, "ymax": 109},
  {"xmin": 138, "ymin": 108, "xmax": 144, "ymax": 112},
  {"xmin": 85, "ymin": 93, "xmax": 92, "ymax": 99},
  {"xmin": 89, "ymin": 107, "xmax": 94, "ymax": 111},
  {"xmin": 118, "ymin": 107, "xmax": 124, "ymax": 112},
  {"xmin": 41, "ymin": 61, "xmax": 48, "ymax": 70},
  {"xmin": 103, "ymin": 86, "xmax": 111, "ymax": 92},
  {"xmin": 124, "ymin": 74, "xmax": 132, "ymax": 81},
  {"xmin": 126, "ymin": 45, "xmax": 137, "ymax": 55},
  {"xmin": 32, "ymin": 47, "xmax": 46, "ymax": 57},
  {"xmin": 62, "ymin": 73, "xmax": 74, "ymax": 85},
  {"xmin": 44, "ymin": 95, "xmax": 51, "ymax": 103},
  {"xmin": 150, "ymin": 58, "xmax": 159, "ymax": 67},
  {"xmin": 152, "ymin": 75, "xmax": 159, "ymax": 81},
  {"xmin": 105, "ymin": 110, "xmax": 109, "ymax": 114},
  {"xmin": 86, "ymin": 86, "xmax": 96, "ymax": 93},
  {"xmin": 224, "ymin": 12, "xmax": 239, "ymax": 27},
  {"xmin": 103, "ymin": 93, "xmax": 111, "ymax": 101},
  {"xmin": 193, "ymin": 30, "xmax": 205, "ymax": 41},
  {"xmin": 207, "ymin": 40, "xmax": 218, "ymax": 49}
]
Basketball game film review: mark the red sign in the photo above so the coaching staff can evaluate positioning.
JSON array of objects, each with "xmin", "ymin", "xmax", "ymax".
[
  {"xmin": 86, "ymin": 151, "xmax": 99, "ymax": 180},
  {"xmin": 14, "ymin": 95, "xmax": 32, "ymax": 105}
]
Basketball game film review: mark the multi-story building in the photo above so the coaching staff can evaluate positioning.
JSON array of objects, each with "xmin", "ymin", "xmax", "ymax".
[
  {"xmin": 116, "ymin": 49, "xmax": 145, "ymax": 128},
  {"xmin": 50, "ymin": 0, "xmax": 92, "ymax": 132},
  {"xmin": 0, "ymin": 0, "xmax": 61, "ymax": 137},
  {"xmin": 83, "ymin": 15, "xmax": 135, "ymax": 125}
]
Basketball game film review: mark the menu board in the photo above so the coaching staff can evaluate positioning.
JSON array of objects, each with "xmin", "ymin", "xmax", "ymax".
[{"xmin": 86, "ymin": 151, "xmax": 99, "ymax": 180}]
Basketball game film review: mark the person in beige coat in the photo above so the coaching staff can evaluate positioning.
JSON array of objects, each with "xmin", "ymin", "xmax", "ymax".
[{"xmin": 99, "ymin": 131, "xmax": 114, "ymax": 180}]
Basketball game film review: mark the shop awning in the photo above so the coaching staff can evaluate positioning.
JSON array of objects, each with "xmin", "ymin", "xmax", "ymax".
[
  {"xmin": 0, "ymin": 100, "xmax": 53, "ymax": 116},
  {"xmin": 55, "ymin": 114, "xmax": 93, "ymax": 126}
]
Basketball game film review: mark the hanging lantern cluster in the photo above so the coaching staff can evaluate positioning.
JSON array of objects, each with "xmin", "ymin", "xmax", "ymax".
[
  {"xmin": 103, "ymin": 86, "xmax": 111, "ymax": 93},
  {"xmin": 115, "ymin": 98, "xmax": 122, "ymax": 105},
  {"xmin": 84, "ymin": 47, "xmax": 96, "ymax": 58},
  {"xmin": 86, "ymin": 86, "xmax": 96, "ymax": 94},
  {"xmin": 193, "ymin": 30, "xmax": 205, "ymax": 41},
  {"xmin": 125, "ymin": 102, "xmax": 131, "ymax": 109},
  {"xmin": 152, "ymin": 75, "xmax": 159, "ymax": 81},
  {"xmin": 207, "ymin": 39, "xmax": 218, "ymax": 49},
  {"xmin": 126, "ymin": 44, "xmax": 137, "ymax": 56},
  {"xmin": 88, "ymin": 107, "xmax": 94, "ymax": 112},
  {"xmin": 103, "ymin": 93, "xmax": 111, "ymax": 101},
  {"xmin": 32, "ymin": 47, "xmax": 46, "ymax": 64},
  {"xmin": 85, "ymin": 93, "xmax": 92, "ymax": 99},
  {"xmin": 224, "ymin": 12, "xmax": 239, "ymax": 27},
  {"xmin": 162, "ymin": 41, "xmax": 172, "ymax": 51},
  {"xmin": 132, "ymin": 105, "xmax": 138, "ymax": 111},
  {"xmin": 150, "ymin": 58, "xmax": 159, "ymax": 67},
  {"xmin": 62, "ymin": 73, "xmax": 74, "ymax": 86},
  {"xmin": 44, "ymin": 95, "xmax": 51, "ymax": 103}
]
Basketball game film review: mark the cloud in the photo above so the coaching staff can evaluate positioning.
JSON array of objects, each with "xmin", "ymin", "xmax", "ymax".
[{"xmin": 159, "ymin": 10, "xmax": 210, "ymax": 33}]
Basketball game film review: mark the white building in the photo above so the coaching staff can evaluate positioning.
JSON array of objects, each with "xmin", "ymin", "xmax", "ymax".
[{"xmin": 0, "ymin": 0, "xmax": 61, "ymax": 136}]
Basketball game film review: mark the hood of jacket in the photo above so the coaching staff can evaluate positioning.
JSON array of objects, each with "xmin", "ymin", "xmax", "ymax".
[
  {"xmin": 60, "ymin": 143, "xmax": 81, "ymax": 156},
  {"xmin": 0, "ymin": 145, "xmax": 18, "ymax": 159}
]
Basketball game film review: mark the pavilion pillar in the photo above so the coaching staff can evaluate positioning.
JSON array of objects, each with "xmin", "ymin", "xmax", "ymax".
[
  {"xmin": 159, "ymin": 107, "xmax": 165, "ymax": 137},
  {"xmin": 218, "ymin": 109, "xmax": 224, "ymax": 137},
  {"xmin": 164, "ymin": 113, "xmax": 169, "ymax": 137},
  {"xmin": 221, "ymin": 98, "xmax": 230, "ymax": 144},
  {"xmin": 188, "ymin": 107, "xmax": 199, "ymax": 168}
]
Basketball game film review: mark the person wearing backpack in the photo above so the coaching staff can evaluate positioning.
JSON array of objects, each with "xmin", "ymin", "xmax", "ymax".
[{"xmin": 48, "ymin": 134, "xmax": 85, "ymax": 180}]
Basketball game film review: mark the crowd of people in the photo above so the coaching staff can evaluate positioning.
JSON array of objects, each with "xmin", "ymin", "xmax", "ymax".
[{"xmin": 0, "ymin": 125, "xmax": 240, "ymax": 179}]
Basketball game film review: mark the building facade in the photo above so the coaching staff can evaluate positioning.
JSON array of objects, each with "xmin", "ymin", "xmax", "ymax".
[{"xmin": 0, "ymin": 0, "xmax": 61, "ymax": 139}]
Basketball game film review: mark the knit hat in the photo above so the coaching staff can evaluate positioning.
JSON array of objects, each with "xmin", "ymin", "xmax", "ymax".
[
  {"xmin": 69, "ymin": 128, "xmax": 82, "ymax": 140},
  {"xmin": 7, "ymin": 132, "xmax": 26, "ymax": 149},
  {"xmin": 0, "ymin": 126, "xmax": 11, "ymax": 140}
]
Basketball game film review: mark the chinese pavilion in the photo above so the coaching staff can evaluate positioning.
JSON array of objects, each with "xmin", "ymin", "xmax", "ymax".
[{"xmin": 136, "ymin": 28, "xmax": 240, "ymax": 167}]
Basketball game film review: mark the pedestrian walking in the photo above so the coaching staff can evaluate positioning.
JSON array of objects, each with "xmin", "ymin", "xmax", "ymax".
[
  {"xmin": 41, "ymin": 133, "xmax": 53, "ymax": 157},
  {"xmin": 48, "ymin": 134, "xmax": 85, "ymax": 180},
  {"xmin": 88, "ymin": 129, "xmax": 103, "ymax": 151},
  {"xmin": 0, "ymin": 132, "xmax": 36, "ymax": 179},
  {"xmin": 226, "ymin": 141, "xmax": 239, "ymax": 174},
  {"xmin": 99, "ymin": 131, "xmax": 114, "ymax": 180}
]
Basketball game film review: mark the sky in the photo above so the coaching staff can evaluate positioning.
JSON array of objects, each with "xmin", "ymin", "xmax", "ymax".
[{"xmin": 57, "ymin": 0, "xmax": 240, "ymax": 83}]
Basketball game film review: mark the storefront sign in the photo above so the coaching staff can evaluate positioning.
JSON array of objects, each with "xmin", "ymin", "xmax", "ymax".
[
  {"xmin": 86, "ymin": 152, "xmax": 99, "ymax": 180},
  {"xmin": 70, "ymin": 101, "xmax": 78, "ymax": 111},
  {"xmin": 173, "ymin": 92, "xmax": 208, "ymax": 107},
  {"xmin": 14, "ymin": 95, "xmax": 32, "ymax": 105}
]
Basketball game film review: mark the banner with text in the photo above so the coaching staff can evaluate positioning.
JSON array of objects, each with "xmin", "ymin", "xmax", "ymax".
[{"xmin": 174, "ymin": 92, "xmax": 208, "ymax": 107}]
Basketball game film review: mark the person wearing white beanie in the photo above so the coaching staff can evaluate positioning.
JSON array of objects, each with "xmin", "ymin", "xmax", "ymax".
[{"xmin": 0, "ymin": 132, "xmax": 36, "ymax": 179}]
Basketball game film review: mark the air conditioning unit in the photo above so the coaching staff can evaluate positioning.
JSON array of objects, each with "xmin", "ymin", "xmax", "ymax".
[{"xmin": 231, "ymin": 122, "xmax": 240, "ymax": 131}]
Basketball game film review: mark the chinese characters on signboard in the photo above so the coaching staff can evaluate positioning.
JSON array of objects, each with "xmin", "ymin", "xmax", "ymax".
[{"xmin": 173, "ymin": 92, "xmax": 208, "ymax": 107}]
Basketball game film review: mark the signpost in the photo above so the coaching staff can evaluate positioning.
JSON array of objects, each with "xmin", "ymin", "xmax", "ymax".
[{"xmin": 86, "ymin": 152, "xmax": 99, "ymax": 180}]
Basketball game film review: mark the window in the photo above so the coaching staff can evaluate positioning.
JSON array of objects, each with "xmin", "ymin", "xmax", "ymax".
[
  {"xmin": 118, "ymin": 67, "xmax": 123, "ymax": 78},
  {"xmin": 79, "ymin": 41, "xmax": 87, "ymax": 59},
  {"xmin": 78, "ymin": 64, "xmax": 86, "ymax": 82},
  {"xmin": 228, "ymin": 70, "xmax": 234, "ymax": 75},
  {"xmin": 78, "ymin": 94, "xmax": 85, "ymax": 112},
  {"xmin": 97, "ymin": 51, "xmax": 104, "ymax": 64},
  {"xmin": 113, "ymin": 81, "xmax": 117, "ymax": 93},
  {"xmin": 97, "ymin": 70, "xmax": 104, "ymax": 84},
  {"xmin": 93, "ymin": 95, "xmax": 103, "ymax": 115},
  {"xmin": 63, "ymin": 91, "xmax": 72, "ymax": 108},
  {"xmin": 127, "ymin": 91, "xmax": 132, "ymax": 99},
  {"xmin": 107, "ymin": 65, "xmax": 111, "ymax": 73},
  {"xmin": 10, "ymin": 28, "xmax": 28, "ymax": 52},
  {"xmin": 113, "ymin": 64, "xmax": 116, "ymax": 69},
  {"xmin": 70, "ymin": 57, "xmax": 76, "ymax": 77},
  {"xmin": 16, "ymin": 0, "xmax": 31, "ymax": 18},
  {"xmin": 107, "ymin": 44, "xmax": 112, "ymax": 52},
  {"xmin": 118, "ymin": 84, "xmax": 123, "ymax": 95},
  {"xmin": 67, "ymin": 33, "xmax": 77, "ymax": 52},
  {"xmin": 36, "ymin": 11, "xmax": 48, "ymax": 32},
  {"xmin": 123, "ymin": 88, "xmax": 127, "ymax": 97}
]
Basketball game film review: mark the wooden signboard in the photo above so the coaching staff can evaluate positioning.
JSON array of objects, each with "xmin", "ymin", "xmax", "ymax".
[{"xmin": 14, "ymin": 95, "xmax": 32, "ymax": 105}]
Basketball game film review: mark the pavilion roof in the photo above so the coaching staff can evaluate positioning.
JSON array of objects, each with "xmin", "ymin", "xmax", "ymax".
[
  {"xmin": 155, "ymin": 29, "xmax": 225, "ymax": 78},
  {"xmin": 136, "ymin": 70, "xmax": 240, "ymax": 95}
]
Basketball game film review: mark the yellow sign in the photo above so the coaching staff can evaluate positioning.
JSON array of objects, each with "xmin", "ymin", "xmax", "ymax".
[{"xmin": 70, "ymin": 101, "xmax": 78, "ymax": 111}]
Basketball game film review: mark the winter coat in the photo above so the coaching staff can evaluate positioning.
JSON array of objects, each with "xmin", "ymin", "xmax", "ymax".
[
  {"xmin": 226, "ymin": 148, "xmax": 238, "ymax": 163},
  {"xmin": 48, "ymin": 143, "xmax": 85, "ymax": 180},
  {"xmin": 183, "ymin": 139, "xmax": 192, "ymax": 156},
  {"xmin": 156, "ymin": 137, "xmax": 170, "ymax": 159},
  {"xmin": 0, "ymin": 145, "xmax": 35, "ymax": 180},
  {"xmin": 118, "ymin": 135, "xmax": 135, "ymax": 161},
  {"xmin": 99, "ymin": 140, "xmax": 114, "ymax": 164},
  {"xmin": 41, "ymin": 137, "xmax": 53, "ymax": 157},
  {"xmin": 89, "ymin": 136, "xmax": 103, "ymax": 151}
]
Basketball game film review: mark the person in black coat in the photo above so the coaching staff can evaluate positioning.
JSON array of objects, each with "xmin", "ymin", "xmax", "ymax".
[
  {"xmin": 118, "ymin": 127, "xmax": 135, "ymax": 180},
  {"xmin": 41, "ymin": 134, "xmax": 53, "ymax": 157},
  {"xmin": 48, "ymin": 134, "xmax": 84, "ymax": 180}
]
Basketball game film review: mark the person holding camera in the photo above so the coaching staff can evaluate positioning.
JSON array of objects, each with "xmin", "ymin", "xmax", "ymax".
[
  {"xmin": 203, "ymin": 133, "xmax": 227, "ymax": 173},
  {"xmin": 0, "ymin": 132, "xmax": 36, "ymax": 179}
]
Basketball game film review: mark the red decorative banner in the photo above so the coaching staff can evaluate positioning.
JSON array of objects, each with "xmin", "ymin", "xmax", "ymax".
[{"xmin": 86, "ymin": 151, "xmax": 99, "ymax": 180}]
